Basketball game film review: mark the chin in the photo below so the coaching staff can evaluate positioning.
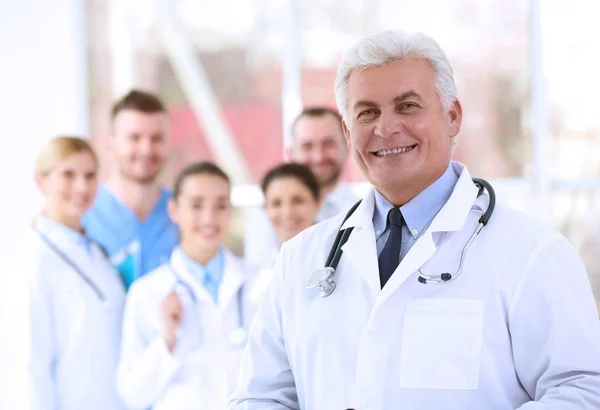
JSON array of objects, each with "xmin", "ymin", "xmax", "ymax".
[
  {"xmin": 194, "ymin": 235, "xmax": 221, "ymax": 247},
  {"xmin": 132, "ymin": 172, "xmax": 160, "ymax": 184}
]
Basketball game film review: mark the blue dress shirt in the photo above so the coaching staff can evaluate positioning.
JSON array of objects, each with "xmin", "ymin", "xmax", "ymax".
[
  {"xmin": 179, "ymin": 247, "xmax": 225, "ymax": 303},
  {"xmin": 373, "ymin": 163, "xmax": 459, "ymax": 260}
]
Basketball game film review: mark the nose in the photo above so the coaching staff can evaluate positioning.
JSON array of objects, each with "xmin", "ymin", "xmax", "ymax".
[
  {"xmin": 374, "ymin": 112, "xmax": 404, "ymax": 139},
  {"xmin": 310, "ymin": 145, "xmax": 326, "ymax": 163},
  {"xmin": 74, "ymin": 176, "xmax": 92, "ymax": 194},
  {"xmin": 281, "ymin": 201, "xmax": 295, "ymax": 220},
  {"xmin": 138, "ymin": 137, "xmax": 154, "ymax": 156},
  {"xmin": 200, "ymin": 208, "xmax": 216, "ymax": 224}
]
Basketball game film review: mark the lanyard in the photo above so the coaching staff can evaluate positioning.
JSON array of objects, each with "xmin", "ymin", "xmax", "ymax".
[{"xmin": 34, "ymin": 228, "xmax": 106, "ymax": 301}]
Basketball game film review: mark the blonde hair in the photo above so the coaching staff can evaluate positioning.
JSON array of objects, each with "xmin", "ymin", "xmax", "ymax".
[{"xmin": 35, "ymin": 136, "xmax": 98, "ymax": 176}]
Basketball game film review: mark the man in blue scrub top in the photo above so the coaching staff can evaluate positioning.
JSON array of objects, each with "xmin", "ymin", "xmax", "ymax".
[{"xmin": 83, "ymin": 89, "xmax": 178, "ymax": 290}]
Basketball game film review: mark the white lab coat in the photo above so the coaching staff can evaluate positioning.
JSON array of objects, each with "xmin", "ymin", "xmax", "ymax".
[
  {"xmin": 1, "ymin": 219, "xmax": 126, "ymax": 410},
  {"xmin": 117, "ymin": 247, "xmax": 259, "ymax": 410},
  {"xmin": 229, "ymin": 162, "xmax": 600, "ymax": 410}
]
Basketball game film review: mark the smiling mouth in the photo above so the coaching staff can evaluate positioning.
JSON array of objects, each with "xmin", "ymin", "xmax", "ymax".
[{"xmin": 374, "ymin": 145, "xmax": 417, "ymax": 156}]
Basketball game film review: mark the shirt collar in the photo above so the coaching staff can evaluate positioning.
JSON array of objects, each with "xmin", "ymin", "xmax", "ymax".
[
  {"xmin": 35, "ymin": 214, "xmax": 91, "ymax": 249},
  {"xmin": 373, "ymin": 162, "xmax": 459, "ymax": 238},
  {"xmin": 178, "ymin": 246, "xmax": 225, "ymax": 285}
]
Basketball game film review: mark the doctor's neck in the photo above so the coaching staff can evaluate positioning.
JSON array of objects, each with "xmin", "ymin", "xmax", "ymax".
[
  {"xmin": 379, "ymin": 165, "xmax": 448, "ymax": 207},
  {"xmin": 104, "ymin": 173, "xmax": 162, "ymax": 222},
  {"xmin": 42, "ymin": 209, "xmax": 83, "ymax": 233},
  {"xmin": 180, "ymin": 240, "xmax": 220, "ymax": 266}
]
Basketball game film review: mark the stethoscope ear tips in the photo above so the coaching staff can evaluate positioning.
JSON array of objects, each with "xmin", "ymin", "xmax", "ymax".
[{"xmin": 418, "ymin": 276, "xmax": 427, "ymax": 284}]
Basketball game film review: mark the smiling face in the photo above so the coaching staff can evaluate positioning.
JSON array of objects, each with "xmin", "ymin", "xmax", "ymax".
[
  {"xmin": 342, "ymin": 59, "xmax": 462, "ymax": 206},
  {"xmin": 264, "ymin": 176, "xmax": 320, "ymax": 246},
  {"xmin": 168, "ymin": 173, "xmax": 231, "ymax": 253},
  {"xmin": 110, "ymin": 109, "xmax": 168, "ymax": 184},
  {"xmin": 36, "ymin": 151, "xmax": 98, "ymax": 227},
  {"xmin": 291, "ymin": 114, "xmax": 347, "ymax": 189}
]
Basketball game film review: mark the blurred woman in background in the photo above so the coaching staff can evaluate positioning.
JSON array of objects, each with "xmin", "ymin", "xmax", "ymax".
[
  {"xmin": 116, "ymin": 162, "xmax": 257, "ymax": 410},
  {"xmin": 3, "ymin": 136, "xmax": 126, "ymax": 410},
  {"xmin": 262, "ymin": 162, "xmax": 321, "ymax": 257},
  {"xmin": 251, "ymin": 163, "xmax": 321, "ymax": 296}
]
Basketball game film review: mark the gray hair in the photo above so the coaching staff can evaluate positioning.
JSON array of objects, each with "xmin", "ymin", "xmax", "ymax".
[{"xmin": 334, "ymin": 30, "xmax": 458, "ymax": 124}]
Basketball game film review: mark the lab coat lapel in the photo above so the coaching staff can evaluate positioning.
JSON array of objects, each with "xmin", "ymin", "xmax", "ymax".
[
  {"xmin": 169, "ymin": 248, "xmax": 213, "ymax": 305},
  {"xmin": 33, "ymin": 217, "xmax": 110, "ymax": 300},
  {"xmin": 427, "ymin": 162, "xmax": 479, "ymax": 233},
  {"xmin": 374, "ymin": 164, "xmax": 479, "ymax": 307},
  {"xmin": 339, "ymin": 190, "xmax": 381, "ymax": 297}
]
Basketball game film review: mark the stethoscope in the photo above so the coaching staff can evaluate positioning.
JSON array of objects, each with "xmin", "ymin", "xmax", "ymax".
[
  {"xmin": 306, "ymin": 178, "xmax": 496, "ymax": 297},
  {"xmin": 168, "ymin": 263, "xmax": 248, "ymax": 347},
  {"xmin": 34, "ymin": 227, "xmax": 106, "ymax": 301}
]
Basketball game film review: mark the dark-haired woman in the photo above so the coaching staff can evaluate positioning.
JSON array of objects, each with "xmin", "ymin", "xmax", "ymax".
[
  {"xmin": 261, "ymin": 162, "xmax": 321, "ymax": 252},
  {"xmin": 252, "ymin": 162, "xmax": 322, "ymax": 298},
  {"xmin": 116, "ymin": 162, "xmax": 257, "ymax": 410}
]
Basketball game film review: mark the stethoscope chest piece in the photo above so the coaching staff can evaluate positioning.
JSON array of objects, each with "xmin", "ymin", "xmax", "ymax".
[{"xmin": 306, "ymin": 266, "xmax": 337, "ymax": 297}]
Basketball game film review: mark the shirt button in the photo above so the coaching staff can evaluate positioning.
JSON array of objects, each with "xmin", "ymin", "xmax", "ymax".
[
  {"xmin": 376, "ymin": 230, "xmax": 382, "ymax": 236},
  {"xmin": 411, "ymin": 229, "xmax": 419, "ymax": 236}
]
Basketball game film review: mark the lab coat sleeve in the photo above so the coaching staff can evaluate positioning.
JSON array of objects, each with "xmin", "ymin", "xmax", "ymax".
[
  {"xmin": 228, "ymin": 243, "xmax": 299, "ymax": 410},
  {"xmin": 4, "ymin": 256, "xmax": 57, "ymax": 410},
  {"xmin": 510, "ymin": 233, "xmax": 600, "ymax": 409},
  {"xmin": 116, "ymin": 286, "xmax": 182, "ymax": 410}
]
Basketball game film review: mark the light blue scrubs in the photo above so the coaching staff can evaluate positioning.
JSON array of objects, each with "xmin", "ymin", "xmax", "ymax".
[{"xmin": 82, "ymin": 185, "xmax": 179, "ymax": 290}]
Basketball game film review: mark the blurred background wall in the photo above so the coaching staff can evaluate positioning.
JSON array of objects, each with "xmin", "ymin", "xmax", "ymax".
[{"xmin": 1, "ymin": 0, "xmax": 599, "ymax": 308}]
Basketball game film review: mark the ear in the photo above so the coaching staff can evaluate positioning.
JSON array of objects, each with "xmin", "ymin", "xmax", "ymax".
[
  {"xmin": 342, "ymin": 120, "xmax": 352, "ymax": 149},
  {"xmin": 34, "ymin": 173, "xmax": 46, "ymax": 194},
  {"xmin": 448, "ymin": 99, "xmax": 463, "ymax": 137},
  {"xmin": 167, "ymin": 198, "xmax": 179, "ymax": 225}
]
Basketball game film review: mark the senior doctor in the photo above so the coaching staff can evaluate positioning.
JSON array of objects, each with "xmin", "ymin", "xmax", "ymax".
[{"xmin": 229, "ymin": 29, "xmax": 600, "ymax": 410}]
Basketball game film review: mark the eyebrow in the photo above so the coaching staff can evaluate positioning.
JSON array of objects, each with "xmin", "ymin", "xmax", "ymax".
[
  {"xmin": 393, "ymin": 91, "xmax": 423, "ymax": 104},
  {"xmin": 353, "ymin": 90, "xmax": 424, "ymax": 112},
  {"xmin": 353, "ymin": 99, "xmax": 378, "ymax": 112}
]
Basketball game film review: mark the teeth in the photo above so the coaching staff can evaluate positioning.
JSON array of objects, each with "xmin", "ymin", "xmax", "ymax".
[{"xmin": 376, "ymin": 146, "xmax": 415, "ymax": 156}]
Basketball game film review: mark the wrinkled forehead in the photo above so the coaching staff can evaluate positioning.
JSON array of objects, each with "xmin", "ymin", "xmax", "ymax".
[{"xmin": 346, "ymin": 59, "xmax": 438, "ymax": 108}]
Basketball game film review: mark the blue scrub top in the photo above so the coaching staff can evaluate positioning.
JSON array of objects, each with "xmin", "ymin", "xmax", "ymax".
[{"xmin": 82, "ymin": 185, "xmax": 179, "ymax": 290}]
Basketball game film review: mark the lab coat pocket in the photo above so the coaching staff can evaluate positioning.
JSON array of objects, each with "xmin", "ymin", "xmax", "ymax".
[{"xmin": 399, "ymin": 298, "xmax": 485, "ymax": 390}]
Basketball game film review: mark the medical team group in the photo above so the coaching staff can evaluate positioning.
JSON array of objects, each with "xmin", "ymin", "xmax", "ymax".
[
  {"xmin": 4, "ymin": 27, "xmax": 600, "ymax": 410},
  {"xmin": 0, "ymin": 87, "xmax": 359, "ymax": 410}
]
